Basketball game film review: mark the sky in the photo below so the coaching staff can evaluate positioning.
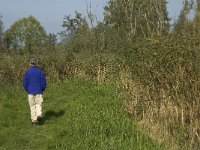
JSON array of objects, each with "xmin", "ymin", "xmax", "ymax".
[{"xmin": 0, "ymin": 0, "xmax": 183, "ymax": 34}]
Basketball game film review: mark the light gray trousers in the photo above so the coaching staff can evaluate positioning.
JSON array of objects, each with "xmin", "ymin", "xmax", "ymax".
[{"xmin": 28, "ymin": 94, "xmax": 43, "ymax": 122}]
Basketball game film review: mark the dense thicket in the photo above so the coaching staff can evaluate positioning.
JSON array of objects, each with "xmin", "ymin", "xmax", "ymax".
[{"xmin": 0, "ymin": 0, "xmax": 200, "ymax": 149}]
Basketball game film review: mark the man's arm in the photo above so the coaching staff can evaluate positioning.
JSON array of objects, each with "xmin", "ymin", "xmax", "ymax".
[
  {"xmin": 22, "ymin": 71, "xmax": 29, "ymax": 92},
  {"xmin": 41, "ymin": 72, "xmax": 46, "ymax": 92}
]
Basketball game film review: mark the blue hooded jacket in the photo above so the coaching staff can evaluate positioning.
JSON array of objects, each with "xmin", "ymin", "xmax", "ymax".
[{"xmin": 23, "ymin": 66, "xmax": 46, "ymax": 94}]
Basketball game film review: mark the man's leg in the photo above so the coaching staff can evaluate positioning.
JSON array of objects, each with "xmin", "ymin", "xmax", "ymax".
[
  {"xmin": 28, "ymin": 95, "xmax": 37, "ymax": 124},
  {"xmin": 35, "ymin": 94, "xmax": 43, "ymax": 124}
]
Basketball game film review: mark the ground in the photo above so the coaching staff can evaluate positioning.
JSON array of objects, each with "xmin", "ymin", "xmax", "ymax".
[{"xmin": 0, "ymin": 78, "xmax": 164, "ymax": 150}]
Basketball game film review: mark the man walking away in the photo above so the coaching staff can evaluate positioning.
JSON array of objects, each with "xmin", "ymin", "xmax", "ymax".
[{"xmin": 23, "ymin": 58, "xmax": 46, "ymax": 125}]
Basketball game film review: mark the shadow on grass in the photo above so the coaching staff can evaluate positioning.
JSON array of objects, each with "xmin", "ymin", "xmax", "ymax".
[{"xmin": 42, "ymin": 110, "xmax": 65, "ymax": 124}]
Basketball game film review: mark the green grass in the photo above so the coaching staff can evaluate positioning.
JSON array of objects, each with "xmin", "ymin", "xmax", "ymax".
[{"xmin": 0, "ymin": 78, "xmax": 164, "ymax": 150}]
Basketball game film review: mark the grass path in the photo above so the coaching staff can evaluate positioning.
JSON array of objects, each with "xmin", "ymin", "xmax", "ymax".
[{"xmin": 0, "ymin": 78, "xmax": 164, "ymax": 149}]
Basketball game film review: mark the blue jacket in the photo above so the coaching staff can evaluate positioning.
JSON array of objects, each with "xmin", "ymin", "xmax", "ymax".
[{"xmin": 23, "ymin": 66, "xmax": 46, "ymax": 94}]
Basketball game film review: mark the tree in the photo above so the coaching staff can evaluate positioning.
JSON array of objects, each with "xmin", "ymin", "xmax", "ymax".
[
  {"xmin": 173, "ymin": 0, "xmax": 200, "ymax": 37},
  {"xmin": 4, "ymin": 16, "xmax": 48, "ymax": 53},
  {"xmin": 0, "ymin": 16, "xmax": 4, "ymax": 52},
  {"xmin": 104, "ymin": 0, "xmax": 170, "ymax": 39},
  {"xmin": 173, "ymin": 0, "xmax": 192, "ymax": 32},
  {"xmin": 48, "ymin": 33, "xmax": 57, "ymax": 51},
  {"xmin": 60, "ymin": 11, "xmax": 89, "ymax": 42}
]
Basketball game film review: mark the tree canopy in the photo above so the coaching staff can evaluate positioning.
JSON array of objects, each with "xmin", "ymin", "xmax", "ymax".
[
  {"xmin": 4, "ymin": 16, "xmax": 48, "ymax": 53},
  {"xmin": 104, "ymin": 0, "xmax": 170, "ymax": 39}
]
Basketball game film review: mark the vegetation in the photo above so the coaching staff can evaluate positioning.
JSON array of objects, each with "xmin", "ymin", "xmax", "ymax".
[
  {"xmin": 4, "ymin": 16, "xmax": 48, "ymax": 53},
  {"xmin": 0, "ymin": 0, "xmax": 200, "ymax": 149},
  {"xmin": 0, "ymin": 79, "xmax": 163, "ymax": 149},
  {"xmin": 0, "ymin": 16, "xmax": 3, "ymax": 52}
]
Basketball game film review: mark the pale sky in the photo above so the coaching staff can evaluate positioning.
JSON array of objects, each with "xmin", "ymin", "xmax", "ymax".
[{"xmin": 0, "ymin": 0, "xmax": 183, "ymax": 34}]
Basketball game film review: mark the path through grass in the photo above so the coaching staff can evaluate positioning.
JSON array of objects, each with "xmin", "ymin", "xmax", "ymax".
[{"xmin": 0, "ymin": 78, "xmax": 164, "ymax": 149}]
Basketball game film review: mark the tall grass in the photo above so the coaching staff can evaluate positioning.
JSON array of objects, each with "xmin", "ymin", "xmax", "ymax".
[{"xmin": 0, "ymin": 78, "xmax": 163, "ymax": 149}]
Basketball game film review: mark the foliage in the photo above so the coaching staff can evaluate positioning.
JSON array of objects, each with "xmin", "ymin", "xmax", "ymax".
[
  {"xmin": 173, "ymin": 0, "xmax": 193, "ymax": 32},
  {"xmin": 59, "ymin": 11, "xmax": 89, "ymax": 43},
  {"xmin": 0, "ymin": 16, "xmax": 4, "ymax": 52},
  {"xmin": 48, "ymin": 33, "xmax": 57, "ymax": 51},
  {"xmin": 4, "ymin": 16, "xmax": 48, "ymax": 53},
  {"xmin": 104, "ymin": 0, "xmax": 170, "ymax": 39},
  {"xmin": 1, "ymin": 0, "xmax": 200, "ymax": 149}
]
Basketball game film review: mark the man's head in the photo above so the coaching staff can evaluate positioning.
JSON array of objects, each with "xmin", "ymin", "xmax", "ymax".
[{"xmin": 29, "ymin": 58, "xmax": 37, "ymax": 66}]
